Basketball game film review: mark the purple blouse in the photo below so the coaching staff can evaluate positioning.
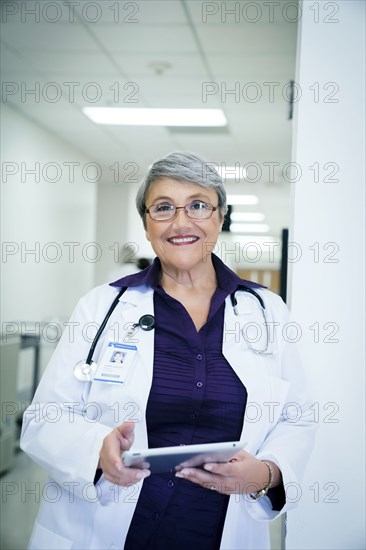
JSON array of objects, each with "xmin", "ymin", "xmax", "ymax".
[{"xmin": 109, "ymin": 255, "xmax": 279, "ymax": 550}]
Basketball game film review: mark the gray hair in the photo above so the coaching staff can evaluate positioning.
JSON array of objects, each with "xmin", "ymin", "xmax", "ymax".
[{"xmin": 136, "ymin": 152, "xmax": 227, "ymax": 228}]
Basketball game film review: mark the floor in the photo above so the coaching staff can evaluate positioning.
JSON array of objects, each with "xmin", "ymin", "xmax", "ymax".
[{"xmin": 0, "ymin": 450, "xmax": 46, "ymax": 550}]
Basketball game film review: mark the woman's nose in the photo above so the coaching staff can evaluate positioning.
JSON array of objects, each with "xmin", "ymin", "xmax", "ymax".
[
  {"xmin": 174, "ymin": 206, "xmax": 188, "ymax": 218},
  {"xmin": 172, "ymin": 207, "xmax": 192, "ymax": 223}
]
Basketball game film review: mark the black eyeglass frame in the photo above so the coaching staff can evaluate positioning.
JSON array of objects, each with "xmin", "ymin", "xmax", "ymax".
[{"xmin": 145, "ymin": 201, "xmax": 218, "ymax": 221}]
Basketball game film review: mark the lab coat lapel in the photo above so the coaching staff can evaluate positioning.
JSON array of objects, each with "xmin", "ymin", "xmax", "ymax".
[
  {"xmin": 222, "ymin": 294, "xmax": 271, "ymax": 452},
  {"xmin": 109, "ymin": 287, "xmax": 155, "ymax": 448},
  {"xmin": 118, "ymin": 287, "xmax": 155, "ymax": 387}
]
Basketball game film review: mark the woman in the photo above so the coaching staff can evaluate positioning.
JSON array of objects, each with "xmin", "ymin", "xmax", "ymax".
[{"xmin": 21, "ymin": 152, "xmax": 315, "ymax": 550}]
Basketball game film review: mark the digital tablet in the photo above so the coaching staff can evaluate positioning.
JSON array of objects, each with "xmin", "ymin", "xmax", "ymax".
[{"xmin": 122, "ymin": 441, "xmax": 243, "ymax": 474}]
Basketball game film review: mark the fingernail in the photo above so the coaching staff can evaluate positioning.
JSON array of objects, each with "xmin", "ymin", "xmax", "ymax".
[
  {"xmin": 204, "ymin": 464, "xmax": 213, "ymax": 471},
  {"xmin": 178, "ymin": 468, "xmax": 190, "ymax": 476}
]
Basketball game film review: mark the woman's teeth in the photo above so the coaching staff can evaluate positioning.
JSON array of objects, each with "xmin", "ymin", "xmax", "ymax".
[{"xmin": 168, "ymin": 236, "xmax": 199, "ymax": 244}]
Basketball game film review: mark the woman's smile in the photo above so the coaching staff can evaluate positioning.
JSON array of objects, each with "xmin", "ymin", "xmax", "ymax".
[{"xmin": 166, "ymin": 234, "xmax": 200, "ymax": 246}]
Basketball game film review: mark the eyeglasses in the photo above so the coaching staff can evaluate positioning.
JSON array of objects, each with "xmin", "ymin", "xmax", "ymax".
[{"xmin": 145, "ymin": 200, "xmax": 218, "ymax": 221}]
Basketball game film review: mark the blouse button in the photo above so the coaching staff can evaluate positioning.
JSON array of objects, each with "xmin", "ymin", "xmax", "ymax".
[
  {"xmin": 196, "ymin": 354, "xmax": 203, "ymax": 360},
  {"xmin": 196, "ymin": 381, "xmax": 203, "ymax": 388}
]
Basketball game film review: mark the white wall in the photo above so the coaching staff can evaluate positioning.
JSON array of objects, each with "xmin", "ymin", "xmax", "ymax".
[
  {"xmin": 287, "ymin": 1, "xmax": 365, "ymax": 548},
  {"xmin": 1, "ymin": 104, "xmax": 97, "ymax": 323},
  {"xmin": 94, "ymin": 183, "xmax": 129, "ymax": 286},
  {"xmin": 126, "ymin": 181, "xmax": 154, "ymax": 260}
]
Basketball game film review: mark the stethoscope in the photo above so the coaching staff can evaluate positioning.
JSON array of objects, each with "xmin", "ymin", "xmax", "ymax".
[
  {"xmin": 231, "ymin": 286, "xmax": 271, "ymax": 355},
  {"xmin": 73, "ymin": 285, "xmax": 270, "ymax": 382},
  {"xmin": 74, "ymin": 287, "xmax": 155, "ymax": 382}
]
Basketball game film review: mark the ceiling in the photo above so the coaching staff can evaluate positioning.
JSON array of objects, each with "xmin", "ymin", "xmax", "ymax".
[{"xmin": 1, "ymin": 0, "xmax": 298, "ymax": 241}]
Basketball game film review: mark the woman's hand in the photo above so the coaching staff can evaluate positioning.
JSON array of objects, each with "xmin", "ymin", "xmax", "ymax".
[
  {"xmin": 99, "ymin": 421, "xmax": 150, "ymax": 486},
  {"xmin": 175, "ymin": 450, "xmax": 281, "ymax": 495}
]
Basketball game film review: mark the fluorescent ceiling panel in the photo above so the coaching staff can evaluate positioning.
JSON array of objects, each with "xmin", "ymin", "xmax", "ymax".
[
  {"xmin": 227, "ymin": 195, "xmax": 259, "ymax": 205},
  {"xmin": 230, "ymin": 212, "xmax": 265, "ymax": 222},
  {"xmin": 233, "ymin": 235, "xmax": 277, "ymax": 247},
  {"xmin": 82, "ymin": 107, "xmax": 227, "ymax": 126},
  {"xmin": 230, "ymin": 223, "xmax": 270, "ymax": 233}
]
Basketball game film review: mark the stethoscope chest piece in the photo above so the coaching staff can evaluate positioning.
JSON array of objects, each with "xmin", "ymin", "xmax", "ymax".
[
  {"xmin": 139, "ymin": 314, "xmax": 155, "ymax": 331},
  {"xmin": 73, "ymin": 360, "xmax": 98, "ymax": 382},
  {"xmin": 126, "ymin": 314, "xmax": 156, "ymax": 337}
]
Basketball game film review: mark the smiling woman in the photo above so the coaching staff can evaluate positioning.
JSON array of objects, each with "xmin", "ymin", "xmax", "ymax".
[
  {"xmin": 145, "ymin": 179, "xmax": 222, "ymax": 278},
  {"xmin": 136, "ymin": 153, "xmax": 228, "ymax": 330},
  {"xmin": 20, "ymin": 152, "xmax": 316, "ymax": 550}
]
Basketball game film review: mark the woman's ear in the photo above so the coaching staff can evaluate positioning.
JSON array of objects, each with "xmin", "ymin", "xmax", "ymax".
[{"xmin": 143, "ymin": 216, "xmax": 150, "ymax": 241}]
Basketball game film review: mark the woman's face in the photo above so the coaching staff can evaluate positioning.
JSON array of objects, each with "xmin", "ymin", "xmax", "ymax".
[{"xmin": 144, "ymin": 178, "xmax": 223, "ymax": 272}]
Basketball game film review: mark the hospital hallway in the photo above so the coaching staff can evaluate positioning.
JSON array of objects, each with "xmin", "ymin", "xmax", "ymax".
[{"xmin": 1, "ymin": 1, "xmax": 365, "ymax": 549}]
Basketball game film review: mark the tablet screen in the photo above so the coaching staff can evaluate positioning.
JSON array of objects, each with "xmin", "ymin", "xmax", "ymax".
[{"xmin": 122, "ymin": 441, "xmax": 242, "ymax": 474}]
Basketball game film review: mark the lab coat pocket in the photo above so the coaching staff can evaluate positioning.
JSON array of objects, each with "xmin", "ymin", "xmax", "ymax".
[{"xmin": 28, "ymin": 520, "xmax": 72, "ymax": 550}]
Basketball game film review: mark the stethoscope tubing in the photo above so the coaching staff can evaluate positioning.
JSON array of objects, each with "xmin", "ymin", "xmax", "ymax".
[
  {"xmin": 85, "ymin": 287, "xmax": 127, "ymax": 365},
  {"xmin": 230, "ymin": 286, "xmax": 265, "ymax": 311},
  {"xmin": 83, "ymin": 284, "xmax": 268, "ymax": 370}
]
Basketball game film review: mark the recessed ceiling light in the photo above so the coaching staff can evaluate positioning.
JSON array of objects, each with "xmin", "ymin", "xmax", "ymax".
[
  {"xmin": 227, "ymin": 195, "xmax": 259, "ymax": 205},
  {"xmin": 230, "ymin": 223, "xmax": 270, "ymax": 233},
  {"xmin": 230, "ymin": 212, "xmax": 265, "ymax": 222},
  {"xmin": 148, "ymin": 62, "xmax": 172, "ymax": 75},
  {"xmin": 82, "ymin": 107, "xmax": 227, "ymax": 127}
]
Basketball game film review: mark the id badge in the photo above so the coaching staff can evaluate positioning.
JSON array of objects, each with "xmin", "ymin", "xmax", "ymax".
[{"xmin": 94, "ymin": 342, "xmax": 137, "ymax": 384}]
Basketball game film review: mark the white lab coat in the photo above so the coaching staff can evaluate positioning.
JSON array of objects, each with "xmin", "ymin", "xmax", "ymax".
[{"xmin": 21, "ymin": 282, "xmax": 315, "ymax": 550}]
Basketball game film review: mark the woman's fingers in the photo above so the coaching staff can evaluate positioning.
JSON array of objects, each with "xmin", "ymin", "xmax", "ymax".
[
  {"xmin": 116, "ymin": 421, "xmax": 135, "ymax": 448},
  {"xmin": 203, "ymin": 462, "xmax": 234, "ymax": 476},
  {"xmin": 175, "ymin": 467, "xmax": 230, "ymax": 493},
  {"xmin": 175, "ymin": 453, "xmax": 269, "ymax": 495},
  {"xmin": 99, "ymin": 422, "xmax": 151, "ymax": 486},
  {"xmin": 103, "ymin": 467, "xmax": 150, "ymax": 486}
]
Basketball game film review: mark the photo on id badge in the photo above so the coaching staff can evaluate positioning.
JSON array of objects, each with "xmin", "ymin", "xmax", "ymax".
[
  {"xmin": 94, "ymin": 342, "xmax": 137, "ymax": 384},
  {"xmin": 111, "ymin": 351, "xmax": 126, "ymax": 364}
]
